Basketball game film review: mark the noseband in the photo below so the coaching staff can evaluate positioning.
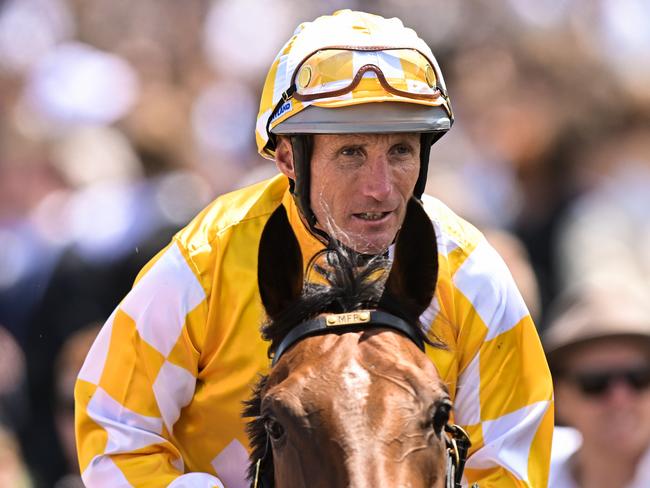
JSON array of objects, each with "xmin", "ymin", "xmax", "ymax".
[{"xmin": 252, "ymin": 310, "xmax": 476, "ymax": 488}]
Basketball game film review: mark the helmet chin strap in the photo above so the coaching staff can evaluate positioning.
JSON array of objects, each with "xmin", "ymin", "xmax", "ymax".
[
  {"xmin": 287, "ymin": 132, "xmax": 440, "ymax": 253},
  {"xmin": 288, "ymin": 135, "xmax": 322, "ymax": 238},
  {"xmin": 414, "ymin": 132, "xmax": 439, "ymax": 199}
]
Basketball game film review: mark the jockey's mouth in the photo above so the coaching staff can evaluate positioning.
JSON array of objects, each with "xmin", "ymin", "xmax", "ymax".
[{"xmin": 353, "ymin": 211, "xmax": 393, "ymax": 222}]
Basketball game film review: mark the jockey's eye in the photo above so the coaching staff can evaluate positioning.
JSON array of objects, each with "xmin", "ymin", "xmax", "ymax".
[
  {"xmin": 429, "ymin": 399, "xmax": 452, "ymax": 437},
  {"xmin": 264, "ymin": 416, "xmax": 285, "ymax": 441}
]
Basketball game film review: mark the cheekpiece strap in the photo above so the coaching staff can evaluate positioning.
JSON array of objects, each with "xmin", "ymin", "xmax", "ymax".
[{"xmin": 444, "ymin": 423, "xmax": 475, "ymax": 488}]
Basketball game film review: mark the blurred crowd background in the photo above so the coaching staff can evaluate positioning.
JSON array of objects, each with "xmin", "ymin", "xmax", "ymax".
[{"xmin": 1, "ymin": 0, "xmax": 649, "ymax": 487}]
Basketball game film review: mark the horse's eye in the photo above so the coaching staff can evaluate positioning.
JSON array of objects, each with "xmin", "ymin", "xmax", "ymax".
[
  {"xmin": 264, "ymin": 417, "xmax": 285, "ymax": 441},
  {"xmin": 431, "ymin": 400, "xmax": 452, "ymax": 436}
]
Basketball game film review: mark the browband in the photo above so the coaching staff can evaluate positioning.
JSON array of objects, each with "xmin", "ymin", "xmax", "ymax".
[{"xmin": 271, "ymin": 310, "xmax": 425, "ymax": 365}]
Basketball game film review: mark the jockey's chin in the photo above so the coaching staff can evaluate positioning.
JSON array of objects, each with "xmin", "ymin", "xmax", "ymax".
[{"xmin": 317, "ymin": 217, "xmax": 401, "ymax": 256}]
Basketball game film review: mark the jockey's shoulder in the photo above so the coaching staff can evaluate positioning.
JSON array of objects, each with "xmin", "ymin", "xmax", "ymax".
[
  {"xmin": 174, "ymin": 174, "xmax": 288, "ymax": 254},
  {"xmin": 421, "ymin": 193, "xmax": 484, "ymax": 256}
]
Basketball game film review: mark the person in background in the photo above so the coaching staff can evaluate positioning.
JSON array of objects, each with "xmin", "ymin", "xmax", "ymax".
[
  {"xmin": 52, "ymin": 324, "xmax": 101, "ymax": 488},
  {"xmin": 0, "ymin": 423, "xmax": 33, "ymax": 488},
  {"xmin": 0, "ymin": 325, "xmax": 32, "ymax": 488},
  {"xmin": 544, "ymin": 285, "xmax": 650, "ymax": 488}
]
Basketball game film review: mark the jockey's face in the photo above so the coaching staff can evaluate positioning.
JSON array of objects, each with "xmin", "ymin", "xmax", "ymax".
[{"xmin": 276, "ymin": 133, "xmax": 421, "ymax": 254}]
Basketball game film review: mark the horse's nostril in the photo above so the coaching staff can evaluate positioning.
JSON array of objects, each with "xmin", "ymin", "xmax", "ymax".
[{"xmin": 264, "ymin": 417, "xmax": 285, "ymax": 441}]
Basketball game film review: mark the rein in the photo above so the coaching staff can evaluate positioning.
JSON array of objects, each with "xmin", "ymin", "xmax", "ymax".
[{"xmin": 253, "ymin": 310, "xmax": 476, "ymax": 487}]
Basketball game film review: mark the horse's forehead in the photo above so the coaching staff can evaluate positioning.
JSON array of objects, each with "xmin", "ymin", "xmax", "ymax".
[
  {"xmin": 269, "ymin": 332, "xmax": 445, "ymax": 403},
  {"xmin": 332, "ymin": 357, "xmax": 374, "ymax": 416},
  {"xmin": 359, "ymin": 331, "xmax": 444, "ymax": 386}
]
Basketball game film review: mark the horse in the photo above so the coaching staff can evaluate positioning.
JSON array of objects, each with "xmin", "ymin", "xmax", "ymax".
[{"xmin": 243, "ymin": 198, "xmax": 472, "ymax": 488}]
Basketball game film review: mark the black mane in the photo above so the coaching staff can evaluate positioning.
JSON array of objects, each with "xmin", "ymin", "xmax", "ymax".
[
  {"xmin": 243, "ymin": 244, "xmax": 441, "ymax": 484},
  {"xmin": 265, "ymin": 248, "xmax": 424, "ymax": 351}
]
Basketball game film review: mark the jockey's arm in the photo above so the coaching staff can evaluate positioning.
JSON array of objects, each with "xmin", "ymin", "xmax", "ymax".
[
  {"xmin": 435, "ymin": 229, "xmax": 553, "ymax": 487},
  {"xmin": 74, "ymin": 241, "xmax": 224, "ymax": 487}
]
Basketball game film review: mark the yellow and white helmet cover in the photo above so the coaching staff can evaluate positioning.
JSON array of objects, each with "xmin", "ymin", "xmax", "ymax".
[{"xmin": 255, "ymin": 9, "xmax": 453, "ymax": 159}]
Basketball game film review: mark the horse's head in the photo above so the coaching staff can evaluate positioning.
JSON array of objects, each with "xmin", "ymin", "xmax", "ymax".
[{"xmin": 245, "ymin": 199, "xmax": 465, "ymax": 488}]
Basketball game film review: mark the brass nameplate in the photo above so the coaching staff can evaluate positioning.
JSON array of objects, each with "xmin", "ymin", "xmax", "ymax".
[{"xmin": 325, "ymin": 311, "xmax": 371, "ymax": 327}]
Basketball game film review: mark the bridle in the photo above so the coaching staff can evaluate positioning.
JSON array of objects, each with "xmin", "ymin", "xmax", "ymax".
[
  {"xmin": 271, "ymin": 309, "xmax": 424, "ymax": 366},
  {"xmin": 444, "ymin": 424, "xmax": 475, "ymax": 488},
  {"xmin": 251, "ymin": 310, "xmax": 477, "ymax": 488}
]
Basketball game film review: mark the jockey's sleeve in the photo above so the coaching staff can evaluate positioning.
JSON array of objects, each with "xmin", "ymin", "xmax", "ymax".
[
  {"xmin": 443, "ymin": 234, "xmax": 554, "ymax": 487},
  {"xmin": 74, "ymin": 241, "xmax": 224, "ymax": 487}
]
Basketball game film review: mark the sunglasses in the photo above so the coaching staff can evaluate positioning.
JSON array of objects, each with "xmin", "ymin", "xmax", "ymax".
[{"xmin": 567, "ymin": 365, "xmax": 650, "ymax": 397}]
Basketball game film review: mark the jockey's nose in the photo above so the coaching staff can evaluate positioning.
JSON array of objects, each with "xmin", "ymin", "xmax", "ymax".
[{"xmin": 360, "ymin": 155, "xmax": 392, "ymax": 201}]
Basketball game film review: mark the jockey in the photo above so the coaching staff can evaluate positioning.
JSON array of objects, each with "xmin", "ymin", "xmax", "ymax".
[{"xmin": 75, "ymin": 10, "xmax": 553, "ymax": 487}]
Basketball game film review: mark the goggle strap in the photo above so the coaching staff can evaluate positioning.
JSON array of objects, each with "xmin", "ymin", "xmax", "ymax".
[{"xmin": 265, "ymin": 85, "xmax": 297, "ymax": 152}]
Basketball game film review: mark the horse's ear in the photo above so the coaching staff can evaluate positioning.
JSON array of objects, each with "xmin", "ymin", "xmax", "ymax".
[
  {"xmin": 380, "ymin": 198, "xmax": 438, "ymax": 318},
  {"xmin": 258, "ymin": 204, "xmax": 304, "ymax": 319}
]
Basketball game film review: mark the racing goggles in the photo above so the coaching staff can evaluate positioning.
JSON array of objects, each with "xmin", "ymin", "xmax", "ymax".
[
  {"xmin": 291, "ymin": 47, "xmax": 446, "ymax": 102},
  {"xmin": 286, "ymin": 47, "xmax": 446, "ymax": 105}
]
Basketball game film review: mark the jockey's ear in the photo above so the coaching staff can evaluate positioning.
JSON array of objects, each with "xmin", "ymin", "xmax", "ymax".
[
  {"xmin": 258, "ymin": 204, "xmax": 304, "ymax": 319},
  {"xmin": 380, "ymin": 197, "xmax": 438, "ymax": 319}
]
